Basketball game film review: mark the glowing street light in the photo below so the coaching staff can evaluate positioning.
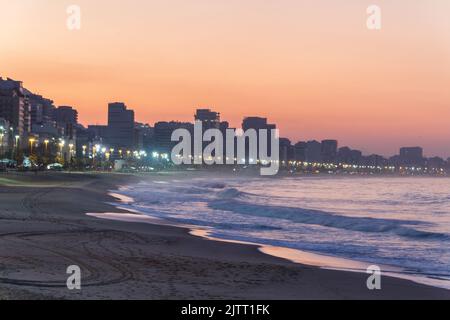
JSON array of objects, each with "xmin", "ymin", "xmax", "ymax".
[
  {"xmin": 0, "ymin": 128, "xmax": 4, "ymax": 157},
  {"xmin": 44, "ymin": 139, "xmax": 50, "ymax": 153},
  {"xmin": 59, "ymin": 140, "xmax": 65, "ymax": 158},
  {"xmin": 29, "ymin": 138, "xmax": 36, "ymax": 155},
  {"xmin": 14, "ymin": 135, "xmax": 20, "ymax": 157},
  {"xmin": 69, "ymin": 143, "xmax": 74, "ymax": 156}
]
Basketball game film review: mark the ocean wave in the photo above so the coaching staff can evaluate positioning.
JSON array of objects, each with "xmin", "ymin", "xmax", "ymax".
[
  {"xmin": 208, "ymin": 200, "xmax": 448, "ymax": 240},
  {"xmin": 402, "ymin": 192, "xmax": 450, "ymax": 205},
  {"xmin": 216, "ymin": 187, "xmax": 251, "ymax": 200},
  {"xmin": 116, "ymin": 177, "xmax": 450, "ymax": 287},
  {"xmin": 200, "ymin": 182, "xmax": 228, "ymax": 189}
]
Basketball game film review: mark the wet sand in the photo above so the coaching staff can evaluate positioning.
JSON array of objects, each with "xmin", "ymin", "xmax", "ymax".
[{"xmin": 0, "ymin": 171, "xmax": 449, "ymax": 300}]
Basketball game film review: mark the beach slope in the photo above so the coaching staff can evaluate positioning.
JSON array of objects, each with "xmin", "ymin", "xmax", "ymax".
[{"xmin": 0, "ymin": 172, "xmax": 449, "ymax": 300}]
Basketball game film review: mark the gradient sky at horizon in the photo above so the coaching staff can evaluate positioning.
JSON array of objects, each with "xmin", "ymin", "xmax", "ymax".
[{"xmin": 1, "ymin": 0, "xmax": 449, "ymax": 157}]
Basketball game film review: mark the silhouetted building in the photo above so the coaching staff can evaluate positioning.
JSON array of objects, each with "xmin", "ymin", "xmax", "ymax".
[
  {"xmin": 363, "ymin": 154, "xmax": 387, "ymax": 167},
  {"xmin": 399, "ymin": 147, "xmax": 424, "ymax": 166},
  {"xmin": 337, "ymin": 147, "xmax": 362, "ymax": 164},
  {"xmin": 87, "ymin": 124, "xmax": 108, "ymax": 139},
  {"xmin": 0, "ymin": 77, "xmax": 28, "ymax": 137},
  {"xmin": 74, "ymin": 125, "xmax": 90, "ymax": 157},
  {"xmin": 0, "ymin": 118, "xmax": 10, "ymax": 153},
  {"xmin": 26, "ymin": 91, "xmax": 55, "ymax": 128},
  {"xmin": 305, "ymin": 140, "xmax": 322, "ymax": 163},
  {"xmin": 194, "ymin": 108, "xmax": 224, "ymax": 157},
  {"xmin": 321, "ymin": 139, "xmax": 338, "ymax": 163},
  {"xmin": 154, "ymin": 121, "xmax": 193, "ymax": 153},
  {"xmin": 242, "ymin": 117, "xmax": 276, "ymax": 132},
  {"xmin": 294, "ymin": 141, "xmax": 307, "ymax": 162},
  {"xmin": 195, "ymin": 108, "xmax": 220, "ymax": 130},
  {"xmin": 388, "ymin": 155, "xmax": 401, "ymax": 167},
  {"xmin": 242, "ymin": 117, "xmax": 276, "ymax": 162},
  {"xmin": 134, "ymin": 122, "xmax": 154, "ymax": 150},
  {"xmin": 107, "ymin": 102, "xmax": 135, "ymax": 149},
  {"xmin": 427, "ymin": 157, "xmax": 445, "ymax": 169},
  {"xmin": 54, "ymin": 106, "xmax": 78, "ymax": 140},
  {"xmin": 31, "ymin": 123, "xmax": 59, "ymax": 138},
  {"xmin": 279, "ymin": 138, "xmax": 293, "ymax": 164},
  {"xmin": 54, "ymin": 106, "xmax": 78, "ymax": 125}
]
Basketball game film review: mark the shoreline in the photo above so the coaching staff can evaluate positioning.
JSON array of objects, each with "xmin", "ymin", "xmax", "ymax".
[
  {"xmin": 105, "ymin": 172, "xmax": 450, "ymax": 290},
  {"xmin": 92, "ymin": 198, "xmax": 450, "ymax": 291},
  {"xmin": 0, "ymin": 171, "xmax": 449, "ymax": 299}
]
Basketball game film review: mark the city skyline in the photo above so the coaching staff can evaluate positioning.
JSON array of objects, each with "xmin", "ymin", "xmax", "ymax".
[
  {"xmin": 1, "ymin": 2, "xmax": 450, "ymax": 303},
  {"xmin": 2, "ymin": 74, "xmax": 449, "ymax": 160},
  {"xmin": 2, "ymin": 1, "xmax": 450, "ymax": 157}
]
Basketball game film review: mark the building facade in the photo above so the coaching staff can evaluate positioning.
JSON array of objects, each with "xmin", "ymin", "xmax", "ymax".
[
  {"xmin": 321, "ymin": 139, "xmax": 338, "ymax": 163},
  {"xmin": 0, "ymin": 77, "xmax": 28, "ymax": 138},
  {"xmin": 107, "ymin": 102, "xmax": 135, "ymax": 149}
]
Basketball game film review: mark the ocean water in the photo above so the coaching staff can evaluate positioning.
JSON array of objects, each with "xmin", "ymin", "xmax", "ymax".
[{"xmin": 114, "ymin": 176, "xmax": 450, "ymax": 287}]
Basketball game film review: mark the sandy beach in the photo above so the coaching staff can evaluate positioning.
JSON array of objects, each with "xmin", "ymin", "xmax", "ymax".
[{"xmin": 0, "ymin": 171, "xmax": 449, "ymax": 300}]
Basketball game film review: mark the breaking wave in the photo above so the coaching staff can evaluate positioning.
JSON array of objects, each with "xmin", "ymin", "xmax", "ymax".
[
  {"xmin": 114, "ymin": 176, "xmax": 450, "ymax": 288},
  {"xmin": 208, "ymin": 199, "xmax": 448, "ymax": 240}
]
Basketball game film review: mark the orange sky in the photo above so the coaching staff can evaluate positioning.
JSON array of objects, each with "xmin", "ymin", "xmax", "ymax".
[{"xmin": 1, "ymin": 0, "xmax": 449, "ymax": 157}]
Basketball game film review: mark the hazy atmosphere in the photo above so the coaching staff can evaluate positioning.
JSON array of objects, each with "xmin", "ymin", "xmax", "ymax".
[{"xmin": 1, "ymin": 0, "xmax": 449, "ymax": 156}]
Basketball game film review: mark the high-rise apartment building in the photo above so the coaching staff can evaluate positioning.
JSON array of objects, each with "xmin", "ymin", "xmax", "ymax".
[
  {"xmin": 54, "ymin": 106, "xmax": 78, "ymax": 139},
  {"xmin": 195, "ymin": 109, "xmax": 220, "ymax": 129},
  {"xmin": 242, "ymin": 117, "xmax": 277, "ymax": 162},
  {"xmin": 0, "ymin": 77, "xmax": 28, "ymax": 138},
  {"xmin": 305, "ymin": 140, "xmax": 322, "ymax": 163},
  {"xmin": 399, "ymin": 147, "xmax": 424, "ymax": 166},
  {"xmin": 107, "ymin": 102, "xmax": 135, "ymax": 149},
  {"xmin": 321, "ymin": 139, "xmax": 338, "ymax": 163},
  {"xmin": 154, "ymin": 121, "xmax": 193, "ymax": 153}
]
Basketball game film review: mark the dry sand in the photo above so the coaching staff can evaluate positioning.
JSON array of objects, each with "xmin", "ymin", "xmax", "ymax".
[{"xmin": 0, "ymin": 171, "xmax": 449, "ymax": 300}]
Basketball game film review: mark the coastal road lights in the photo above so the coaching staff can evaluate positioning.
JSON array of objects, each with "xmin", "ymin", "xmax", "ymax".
[
  {"xmin": 0, "ymin": 125, "xmax": 7, "ymax": 158},
  {"xmin": 8, "ymin": 127, "xmax": 13, "ymax": 159},
  {"xmin": 14, "ymin": 135, "xmax": 20, "ymax": 157},
  {"xmin": 0, "ymin": 126, "xmax": 4, "ymax": 157},
  {"xmin": 58, "ymin": 140, "xmax": 65, "ymax": 160},
  {"xmin": 92, "ymin": 145, "xmax": 98, "ymax": 168},
  {"xmin": 44, "ymin": 139, "xmax": 50, "ymax": 154},
  {"xmin": 69, "ymin": 144, "xmax": 74, "ymax": 158},
  {"xmin": 93, "ymin": 144, "xmax": 100, "ymax": 158},
  {"xmin": 29, "ymin": 138, "xmax": 36, "ymax": 155},
  {"xmin": 93, "ymin": 144, "xmax": 101, "ymax": 164}
]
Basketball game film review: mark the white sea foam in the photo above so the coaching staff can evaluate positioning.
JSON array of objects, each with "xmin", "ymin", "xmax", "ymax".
[{"xmin": 114, "ymin": 176, "xmax": 450, "ymax": 288}]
